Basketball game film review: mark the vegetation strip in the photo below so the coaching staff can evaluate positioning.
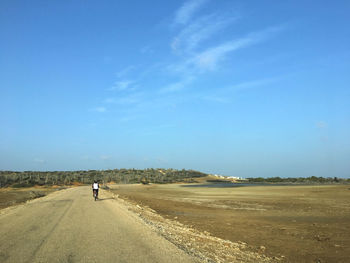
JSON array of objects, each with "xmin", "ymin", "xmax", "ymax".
[{"xmin": 0, "ymin": 169, "xmax": 207, "ymax": 187}]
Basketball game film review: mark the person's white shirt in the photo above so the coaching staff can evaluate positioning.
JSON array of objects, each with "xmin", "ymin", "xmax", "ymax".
[{"xmin": 93, "ymin": 183, "xmax": 99, "ymax": 190}]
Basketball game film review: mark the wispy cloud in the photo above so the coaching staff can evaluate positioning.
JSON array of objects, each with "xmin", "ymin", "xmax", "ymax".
[
  {"xmin": 174, "ymin": 0, "xmax": 208, "ymax": 25},
  {"xmin": 101, "ymin": 2, "xmax": 287, "ymax": 116},
  {"xmin": 197, "ymin": 76, "xmax": 281, "ymax": 104},
  {"xmin": 193, "ymin": 39, "xmax": 253, "ymax": 71},
  {"xmin": 169, "ymin": 25, "xmax": 285, "ymax": 76},
  {"xmin": 227, "ymin": 77, "xmax": 280, "ymax": 91},
  {"xmin": 194, "ymin": 27, "xmax": 284, "ymax": 71},
  {"xmin": 172, "ymin": 13, "xmax": 237, "ymax": 53}
]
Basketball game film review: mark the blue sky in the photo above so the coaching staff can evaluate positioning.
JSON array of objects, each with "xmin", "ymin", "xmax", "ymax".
[{"xmin": 1, "ymin": 0, "xmax": 349, "ymax": 177}]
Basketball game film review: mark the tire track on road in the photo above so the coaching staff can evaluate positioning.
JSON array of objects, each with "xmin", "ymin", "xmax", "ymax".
[{"xmin": 26, "ymin": 199, "xmax": 74, "ymax": 263}]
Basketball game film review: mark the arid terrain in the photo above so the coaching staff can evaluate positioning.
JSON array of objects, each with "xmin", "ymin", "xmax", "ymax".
[
  {"xmin": 1, "ymin": 182, "xmax": 349, "ymax": 262},
  {"xmin": 109, "ymin": 182, "xmax": 350, "ymax": 262},
  {"xmin": 0, "ymin": 186, "xmax": 59, "ymax": 210}
]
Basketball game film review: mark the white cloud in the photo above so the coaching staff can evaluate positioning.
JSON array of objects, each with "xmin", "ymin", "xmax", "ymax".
[
  {"xmin": 193, "ymin": 38, "xmax": 253, "ymax": 71},
  {"xmin": 171, "ymin": 13, "xmax": 237, "ymax": 53},
  {"xmin": 169, "ymin": 25, "xmax": 285, "ymax": 75},
  {"xmin": 166, "ymin": 39, "xmax": 249, "ymax": 75},
  {"xmin": 174, "ymin": 0, "xmax": 208, "ymax": 25}
]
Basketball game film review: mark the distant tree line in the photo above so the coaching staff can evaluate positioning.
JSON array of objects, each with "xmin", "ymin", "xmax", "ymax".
[
  {"xmin": 0, "ymin": 169, "xmax": 207, "ymax": 188},
  {"xmin": 246, "ymin": 176, "xmax": 350, "ymax": 184}
]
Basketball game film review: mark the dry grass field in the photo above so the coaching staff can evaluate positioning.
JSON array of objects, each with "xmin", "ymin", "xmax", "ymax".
[
  {"xmin": 0, "ymin": 186, "xmax": 62, "ymax": 210},
  {"xmin": 110, "ymin": 183, "xmax": 350, "ymax": 262}
]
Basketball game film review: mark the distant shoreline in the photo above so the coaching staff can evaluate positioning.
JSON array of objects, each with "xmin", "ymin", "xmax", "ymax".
[{"xmin": 181, "ymin": 181, "xmax": 350, "ymax": 188}]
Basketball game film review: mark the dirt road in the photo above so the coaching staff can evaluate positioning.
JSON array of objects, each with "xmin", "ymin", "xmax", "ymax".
[{"xmin": 0, "ymin": 187, "xmax": 195, "ymax": 263}]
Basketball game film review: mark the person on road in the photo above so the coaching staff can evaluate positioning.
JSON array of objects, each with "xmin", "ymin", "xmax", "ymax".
[{"xmin": 92, "ymin": 180, "xmax": 99, "ymax": 199}]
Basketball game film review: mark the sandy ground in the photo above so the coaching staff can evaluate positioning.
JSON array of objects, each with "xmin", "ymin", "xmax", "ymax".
[
  {"xmin": 0, "ymin": 186, "xmax": 196, "ymax": 263},
  {"xmin": 109, "ymin": 183, "xmax": 350, "ymax": 263}
]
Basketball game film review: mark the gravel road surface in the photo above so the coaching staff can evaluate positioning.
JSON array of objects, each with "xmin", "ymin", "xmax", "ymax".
[{"xmin": 0, "ymin": 186, "xmax": 195, "ymax": 263}]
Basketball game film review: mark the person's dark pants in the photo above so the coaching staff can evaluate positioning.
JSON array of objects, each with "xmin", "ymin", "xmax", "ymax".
[{"xmin": 93, "ymin": 189, "xmax": 99, "ymax": 197}]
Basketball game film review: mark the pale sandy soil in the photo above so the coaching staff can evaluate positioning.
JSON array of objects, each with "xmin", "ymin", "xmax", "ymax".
[{"xmin": 109, "ymin": 183, "xmax": 350, "ymax": 263}]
